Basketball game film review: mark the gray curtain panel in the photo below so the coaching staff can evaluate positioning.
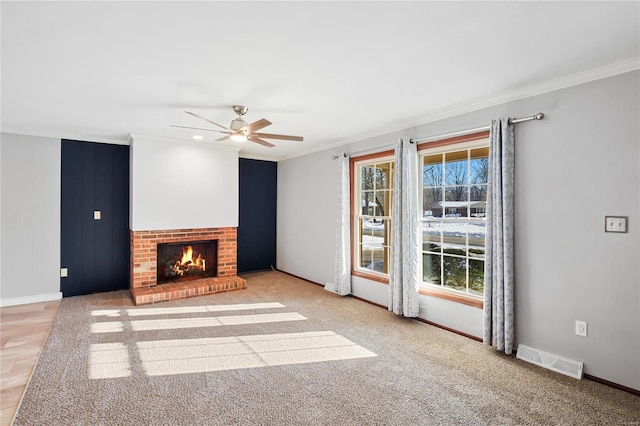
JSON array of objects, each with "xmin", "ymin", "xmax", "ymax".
[
  {"xmin": 389, "ymin": 137, "xmax": 420, "ymax": 317},
  {"xmin": 483, "ymin": 118, "xmax": 515, "ymax": 354},
  {"xmin": 327, "ymin": 153, "xmax": 352, "ymax": 295}
]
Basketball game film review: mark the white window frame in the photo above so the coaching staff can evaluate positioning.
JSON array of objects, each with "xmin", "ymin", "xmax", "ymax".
[
  {"xmin": 419, "ymin": 138, "xmax": 489, "ymax": 301},
  {"xmin": 352, "ymin": 155, "xmax": 394, "ymax": 280}
]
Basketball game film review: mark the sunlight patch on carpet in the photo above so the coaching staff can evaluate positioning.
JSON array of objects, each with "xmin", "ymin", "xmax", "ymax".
[
  {"xmin": 136, "ymin": 331, "xmax": 377, "ymax": 376},
  {"xmin": 91, "ymin": 302, "xmax": 286, "ymax": 318},
  {"xmin": 88, "ymin": 331, "xmax": 376, "ymax": 379},
  {"xmin": 89, "ymin": 343, "xmax": 131, "ymax": 379},
  {"xmin": 90, "ymin": 312, "xmax": 307, "ymax": 333}
]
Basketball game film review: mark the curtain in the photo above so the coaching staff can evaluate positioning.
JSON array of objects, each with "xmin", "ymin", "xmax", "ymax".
[
  {"xmin": 483, "ymin": 118, "xmax": 515, "ymax": 354},
  {"xmin": 327, "ymin": 153, "xmax": 351, "ymax": 295},
  {"xmin": 389, "ymin": 137, "xmax": 420, "ymax": 317}
]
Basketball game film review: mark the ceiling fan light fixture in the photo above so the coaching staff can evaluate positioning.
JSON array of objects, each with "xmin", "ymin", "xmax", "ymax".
[
  {"xmin": 230, "ymin": 133, "xmax": 247, "ymax": 142},
  {"xmin": 229, "ymin": 116, "xmax": 248, "ymax": 142}
]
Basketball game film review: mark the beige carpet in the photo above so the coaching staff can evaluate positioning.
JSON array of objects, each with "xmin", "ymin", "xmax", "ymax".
[{"xmin": 14, "ymin": 271, "xmax": 640, "ymax": 425}]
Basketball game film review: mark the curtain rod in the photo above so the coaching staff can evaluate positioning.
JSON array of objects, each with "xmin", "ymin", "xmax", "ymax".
[
  {"xmin": 332, "ymin": 112, "xmax": 545, "ymax": 159},
  {"xmin": 410, "ymin": 112, "xmax": 545, "ymax": 144}
]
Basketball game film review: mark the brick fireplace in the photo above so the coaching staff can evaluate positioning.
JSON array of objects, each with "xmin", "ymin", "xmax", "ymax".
[{"xmin": 130, "ymin": 227, "xmax": 246, "ymax": 305}]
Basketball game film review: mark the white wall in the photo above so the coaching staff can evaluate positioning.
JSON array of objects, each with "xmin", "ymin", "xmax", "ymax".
[
  {"xmin": 277, "ymin": 71, "xmax": 640, "ymax": 391},
  {"xmin": 130, "ymin": 135, "xmax": 240, "ymax": 231},
  {"xmin": 0, "ymin": 133, "xmax": 62, "ymax": 306}
]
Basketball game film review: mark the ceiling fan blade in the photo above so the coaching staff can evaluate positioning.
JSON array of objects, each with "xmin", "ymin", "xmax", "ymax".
[
  {"xmin": 184, "ymin": 111, "xmax": 229, "ymax": 131},
  {"xmin": 215, "ymin": 135, "xmax": 231, "ymax": 142},
  {"xmin": 242, "ymin": 119, "xmax": 272, "ymax": 133},
  {"xmin": 248, "ymin": 136, "xmax": 275, "ymax": 148},
  {"xmin": 252, "ymin": 132, "xmax": 304, "ymax": 142},
  {"xmin": 170, "ymin": 124, "xmax": 227, "ymax": 134}
]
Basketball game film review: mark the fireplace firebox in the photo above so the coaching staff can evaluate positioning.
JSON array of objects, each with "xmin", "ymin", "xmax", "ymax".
[{"xmin": 156, "ymin": 240, "xmax": 218, "ymax": 284}]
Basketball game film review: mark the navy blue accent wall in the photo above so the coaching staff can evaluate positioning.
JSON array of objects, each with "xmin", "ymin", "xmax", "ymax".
[
  {"xmin": 61, "ymin": 140, "xmax": 130, "ymax": 297},
  {"xmin": 238, "ymin": 158, "xmax": 277, "ymax": 273}
]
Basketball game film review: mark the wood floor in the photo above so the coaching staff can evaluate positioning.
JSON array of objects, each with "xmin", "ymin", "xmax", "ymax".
[{"xmin": 0, "ymin": 301, "xmax": 60, "ymax": 426}]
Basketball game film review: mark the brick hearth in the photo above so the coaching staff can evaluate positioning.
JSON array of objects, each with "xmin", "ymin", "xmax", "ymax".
[{"xmin": 130, "ymin": 227, "xmax": 246, "ymax": 305}]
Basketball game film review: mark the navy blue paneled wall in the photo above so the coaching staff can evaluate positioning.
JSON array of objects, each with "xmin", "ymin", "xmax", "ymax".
[
  {"xmin": 238, "ymin": 158, "xmax": 277, "ymax": 273},
  {"xmin": 60, "ymin": 140, "xmax": 130, "ymax": 296}
]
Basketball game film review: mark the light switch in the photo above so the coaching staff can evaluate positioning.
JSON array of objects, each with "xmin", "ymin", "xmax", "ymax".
[
  {"xmin": 605, "ymin": 216, "xmax": 627, "ymax": 233},
  {"xmin": 94, "ymin": 210, "xmax": 101, "ymax": 220},
  {"xmin": 60, "ymin": 268, "xmax": 68, "ymax": 278}
]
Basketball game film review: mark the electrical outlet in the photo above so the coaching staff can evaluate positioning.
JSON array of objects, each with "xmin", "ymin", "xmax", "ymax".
[
  {"xmin": 605, "ymin": 216, "xmax": 627, "ymax": 233},
  {"xmin": 419, "ymin": 306, "xmax": 426, "ymax": 316},
  {"xmin": 575, "ymin": 320, "xmax": 587, "ymax": 337}
]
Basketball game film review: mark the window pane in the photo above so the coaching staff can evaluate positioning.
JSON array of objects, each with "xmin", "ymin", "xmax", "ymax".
[
  {"xmin": 469, "ymin": 224, "xmax": 485, "ymax": 251},
  {"xmin": 423, "ymin": 187, "xmax": 441, "ymax": 216},
  {"xmin": 445, "ymin": 186, "xmax": 468, "ymax": 202},
  {"xmin": 445, "ymin": 151, "xmax": 468, "ymax": 186},
  {"xmin": 422, "ymin": 222, "xmax": 441, "ymax": 253},
  {"xmin": 442, "ymin": 221, "xmax": 467, "ymax": 251},
  {"xmin": 373, "ymin": 191, "xmax": 390, "ymax": 217},
  {"xmin": 423, "ymin": 253, "xmax": 441, "ymax": 284},
  {"xmin": 360, "ymin": 245, "xmax": 385, "ymax": 273},
  {"xmin": 361, "ymin": 166, "xmax": 374, "ymax": 190},
  {"xmin": 360, "ymin": 218, "xmax": 382, "ymax": 239},
  {"xmin": 442, "ymin": 255, "xmax": 467, "ymax": 292},
  {"xmin": 360, "ymin": 245, "xmax": 374, "ymax": 270},
  {"xmin": 468, "ymin": 247, "xmax": 485, "ymax": 260},
  {"xmin": 376, "ymin": 163, "xmax": 393, "ymax": 190},
  {"xmin": 361, "ymin": 191, "xmax": 374, "ymax": 216},
  {"xmin": 469, "ymin": 259, "xmax": 484, "ymax": 296},
  {"xmin": 423, "ymin": 155, "xmax": 443, "ymax": 187},
  {"xmin": 470, "ymin": 185, "xmax": 486, "ymax": 219},
  {"xmin": 443, "ymin": 246, "xmax": 465, "ymax": 257},
  {"xmin": 470, "ymin": 148, "xmax": 489, "ymax": 184},
  {"xmin": 423, "ymin": 241, "xmax": 441, "ymax": 253},
  {"xmin": 470, "ymin": 184, "xmax": 487, "ymax": 202}
]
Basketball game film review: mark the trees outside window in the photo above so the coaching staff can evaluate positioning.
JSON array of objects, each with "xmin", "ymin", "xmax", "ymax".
[
  {"xmin": 421, "ymin": 142, "xmax": 489, "ymax": 298},
  {"xmin": 353, "ymin": 157, "xmax": 394, "ymax": 277},
  {"xmin": 350, "ymin": 135, "xmax": 488, "ymax": 304}
]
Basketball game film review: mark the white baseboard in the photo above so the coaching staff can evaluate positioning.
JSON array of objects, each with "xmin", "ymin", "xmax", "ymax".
[{"xmin": 0, "ymin": 292, "xmax": 63, "ymax": 307}]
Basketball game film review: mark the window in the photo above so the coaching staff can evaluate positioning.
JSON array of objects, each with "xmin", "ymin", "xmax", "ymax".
[
  {"xmin": 352, "ymin": 155, "xmax": 394, "ymax": 279},
  {"xmin": 421, "ymin": 139, "xmax": 489, "ymax": 299},
  {"xmin": 350, "ymin": 134, "xmax": 488, "ymax": 305}
]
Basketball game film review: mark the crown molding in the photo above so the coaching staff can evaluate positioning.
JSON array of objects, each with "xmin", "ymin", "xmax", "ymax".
[
  {"xmin": 279, "ymin": 57, "xmax": 640, "ymax": 162},
  {"xmin": 397, "ymin": 57, "xmax": 640, "ymax": 130},
  {"xmin": 0, "ymin": 128, "xmax": 130, "ymax": 145}
]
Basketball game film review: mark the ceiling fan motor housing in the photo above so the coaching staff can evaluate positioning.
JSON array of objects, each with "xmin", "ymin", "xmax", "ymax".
[{"xmin": 230, "ymin": 118, "xmax": 248, "ymax": 131}]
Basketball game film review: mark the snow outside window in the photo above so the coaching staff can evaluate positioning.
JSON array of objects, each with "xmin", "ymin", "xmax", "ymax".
[
  {"xmin": 421, "ymin": 140, "xmax": 489, "ymax": 299},
  {"xmin": 354, "ymin": 157, "xmax": 394, "ymax": 277}
]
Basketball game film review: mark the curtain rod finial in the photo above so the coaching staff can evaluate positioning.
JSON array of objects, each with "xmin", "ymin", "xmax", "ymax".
[{"xmin": 535, "ymin": 112, "xmax": 545, "ymax": 120}]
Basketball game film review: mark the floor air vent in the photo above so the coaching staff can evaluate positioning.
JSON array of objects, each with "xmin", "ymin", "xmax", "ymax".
[{"xmin": 516, "ymin": 344, "xmax": 584, "ymax": 379}]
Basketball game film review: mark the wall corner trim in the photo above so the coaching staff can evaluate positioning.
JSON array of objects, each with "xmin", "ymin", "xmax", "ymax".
[{"xmin": 0, "ymin": 292, "xmax": 63, "ymax": 307}]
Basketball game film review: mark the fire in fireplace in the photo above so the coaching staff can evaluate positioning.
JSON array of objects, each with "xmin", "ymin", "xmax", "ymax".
[{"xmin": 156, "ymin": 240, "xmax": 218, "ymax": 284}]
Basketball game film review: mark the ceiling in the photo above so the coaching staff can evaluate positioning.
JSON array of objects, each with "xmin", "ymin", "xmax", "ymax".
[{"xmin": 2, "ymin": 2, "xmax": 639, "ymax": 161}]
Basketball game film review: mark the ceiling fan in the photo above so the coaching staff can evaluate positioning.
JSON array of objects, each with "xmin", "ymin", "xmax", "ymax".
[{"xmin": 171, "ymin": 105, "xmax": 303, "ymax": 148}]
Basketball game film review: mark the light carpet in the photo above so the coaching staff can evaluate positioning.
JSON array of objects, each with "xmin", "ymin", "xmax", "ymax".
[{"xmin": 14, "ymin": 271, "xmax": 640, "ymax": 425}]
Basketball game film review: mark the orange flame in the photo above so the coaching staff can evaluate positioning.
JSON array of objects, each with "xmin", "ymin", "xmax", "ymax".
[{"xmin": 172, "ymin": 245, "xmax": 206, "ymax": 275}]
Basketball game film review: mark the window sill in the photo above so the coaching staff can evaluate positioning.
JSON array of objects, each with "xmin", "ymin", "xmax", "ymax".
[
  {"xmin": 419, "ymin": 286, "xmax": 483, "ymax": 309},
  {"xmin": 350, "ymin": 272, "xmax": 483, "ymax": 309},
  {"xmin": 351, "ymin": 269, "xmax": 389, "ymax": 285}
]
